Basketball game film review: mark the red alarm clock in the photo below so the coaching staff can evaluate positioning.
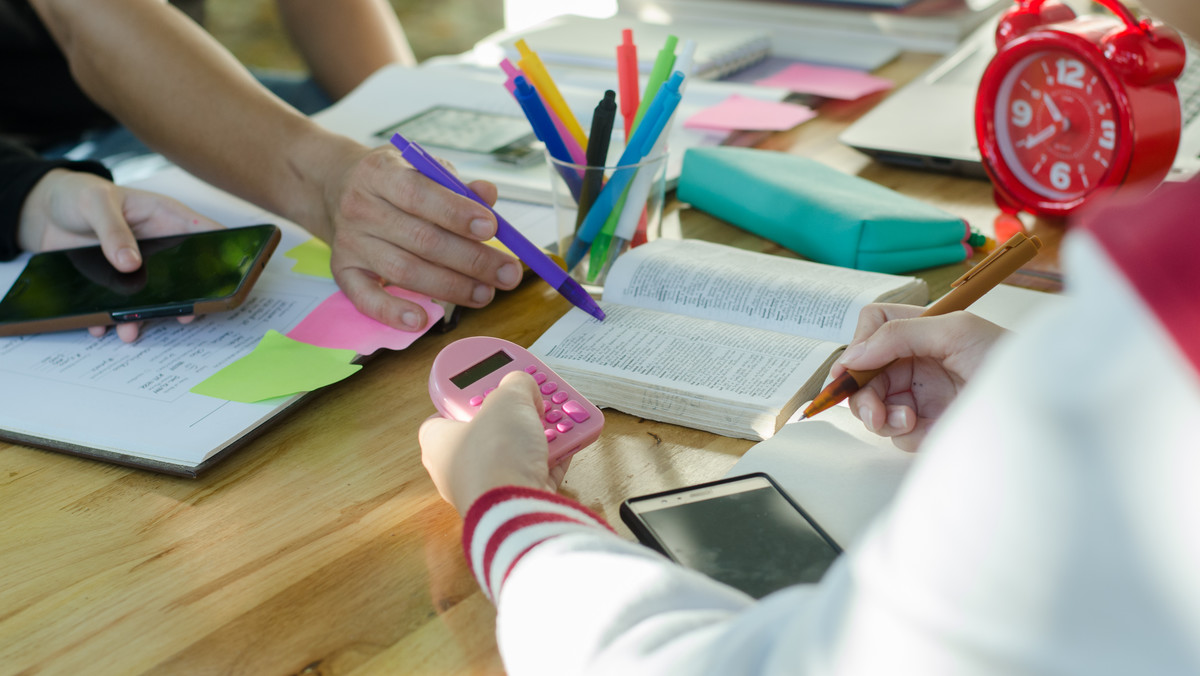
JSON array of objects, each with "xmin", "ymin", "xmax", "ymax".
[{"xmin": 975, "ymin": 0, "xmax": 1185, "ymax": 220}]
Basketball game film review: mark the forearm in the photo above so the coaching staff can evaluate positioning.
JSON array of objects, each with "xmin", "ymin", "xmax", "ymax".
[
  {"xmin": 468, "ymin": 487, "xmax": 809, "ymax": 675},
  {"xmin": 30, "ymin": 0, "xmax": 352, "ymax": 238},
  {"xmin": 277, "ymin": 0, "xmax": 416, "ymax": 99}
]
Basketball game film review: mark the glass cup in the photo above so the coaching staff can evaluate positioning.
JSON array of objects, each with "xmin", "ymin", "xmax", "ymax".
[{"xmin": 545, "ymin": 150, "xmax": 668, "ymax": 288}]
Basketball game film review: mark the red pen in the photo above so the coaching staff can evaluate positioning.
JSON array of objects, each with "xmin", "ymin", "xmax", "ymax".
[{"xmin": 617, "ymin": 29, "xmax": 639, "ymax": 143}]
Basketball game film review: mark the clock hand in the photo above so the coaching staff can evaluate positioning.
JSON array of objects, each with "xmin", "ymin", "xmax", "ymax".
[
  {"xmin": 1017, "ymin": 124, "xmax": 1057, "ymax": 149},
  {"xmin": 1043, "ymin": 93, "xmax": 1064, "ymax": 123}
]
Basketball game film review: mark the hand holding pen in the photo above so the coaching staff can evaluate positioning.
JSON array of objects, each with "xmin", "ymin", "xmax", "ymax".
[
  {"xmin": 390, "ymin": 133, "xmax": 605, "ymax": 322},
  {"xmin": 801, "ymin": 233, "xmax": 1042, "ymax": 434}
]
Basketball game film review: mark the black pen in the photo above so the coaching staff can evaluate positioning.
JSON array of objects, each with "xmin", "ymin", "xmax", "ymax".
[{"xmin": 575, "ymin": 90, "xmax": 617, "ymax": 232}]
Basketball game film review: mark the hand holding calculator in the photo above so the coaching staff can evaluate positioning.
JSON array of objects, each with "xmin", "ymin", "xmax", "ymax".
[{"xmin": 429, "ymin": 337, "xmax": 604, "ymax": 465}]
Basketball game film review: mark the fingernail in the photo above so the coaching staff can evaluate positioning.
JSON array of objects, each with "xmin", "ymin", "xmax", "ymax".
[
  {"xmin": 858, "ymin": 405, "xmax": 875, "ymax": 431},
  {"xmin": 497, "ymin": 262, "xmax": 521, "ymax": 286},
  {"xmin": 839, "ymin": 342, "xmax": 866, "ymax": 365},
  {"xmin": 472, "ymin": 284, "xmax": 493, "ymax": 304},
  {"xmin": 470, "ymin": 218, "xmax": 494, "ymax": 239},
  {"xmin": 117, "ymin": 247, "xmax": 141, "ymax": 269},
  {"xmin": 402, "ymin": 311, "xmax": 422, "ymax": 330},
  {"xmin": 887, "ymin": 408, "xmax": 910, "ymax": 430}
]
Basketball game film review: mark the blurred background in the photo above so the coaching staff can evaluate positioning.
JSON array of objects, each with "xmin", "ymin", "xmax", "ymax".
[{"xmin": 206, "ymin": 0, "xmax": 505, "ymax": 70}]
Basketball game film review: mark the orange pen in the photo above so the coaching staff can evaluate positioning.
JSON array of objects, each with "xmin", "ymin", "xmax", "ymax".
[{"xmin": 800, "ymin": 232, "xmax": 1043, "ymax": 420}]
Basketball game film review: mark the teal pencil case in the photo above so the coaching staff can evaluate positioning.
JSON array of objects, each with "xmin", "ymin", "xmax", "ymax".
[{"xmin": 677, "ymin": 147, "xmax": 976, "ymax": 273}]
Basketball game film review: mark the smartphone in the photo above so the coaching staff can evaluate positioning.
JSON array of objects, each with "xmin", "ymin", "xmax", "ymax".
[
  {"xmin": 620, "ymin": 473, "xmax": 842, "ymax": 599},
  {"xmin": 429, "ymin": 336, "xmax": 604, "ymax": 465},
  {"xmin": 0, "ymin": 223, "xmax": 280, "ymax": 337},
  {"xmin": 373, "ymin": 106, "xmax": 541, "ymax": 166}
]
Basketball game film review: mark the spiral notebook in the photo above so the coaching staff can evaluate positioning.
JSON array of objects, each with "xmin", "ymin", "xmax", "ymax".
[{"xmin": 498, "ymin": 15, "xmax": 771, "ymax": 80}]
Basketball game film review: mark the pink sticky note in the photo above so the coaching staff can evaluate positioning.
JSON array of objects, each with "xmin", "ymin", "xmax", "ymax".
[
  {"xmin": 684, "ymin": 94, "xmax": 817, "ymax": 132},
  {"xmin": 755, "ymin": 63, "xmax": 893, "ymax": 100},
  {"xmin": 287, "ymin": 287, "xmax": 445, "ymax": 355}
]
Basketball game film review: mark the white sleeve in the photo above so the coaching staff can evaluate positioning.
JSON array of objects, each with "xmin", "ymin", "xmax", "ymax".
[{"xmin": 471, "ymin": 234, "xmax": 1200, "ymax": 676}]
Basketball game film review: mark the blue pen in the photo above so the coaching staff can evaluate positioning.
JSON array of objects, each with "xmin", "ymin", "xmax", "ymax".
[
  {"xmin": 513, "ymin": 75, "xmax": 583, "ymax": 202},
  {"xmin": 390, "ymin": 133, "xmax": 605, "ymax": 322},
  {"xmin": 565, "ymin": 71, "xmax": 683, "ymax": 271}
]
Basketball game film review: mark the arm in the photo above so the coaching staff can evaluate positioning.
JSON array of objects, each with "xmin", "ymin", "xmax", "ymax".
[
  {"xmin": 29, "ymin": 0, "xmax": 521, "ymax": 331},
  {"xmin": 1, "ymin": 137, "xmax": 220, "ymax": 341},
  {"xmin": 424, "ymin": 230, "xmax": 1200, "ymax": 674},
  {"xmin": 275, "ymin": 0, "xmax": 416, "ymax": 99},
  {"xmin": 0, "ymin": 138, "xmax": 109, "ymax": 261}
]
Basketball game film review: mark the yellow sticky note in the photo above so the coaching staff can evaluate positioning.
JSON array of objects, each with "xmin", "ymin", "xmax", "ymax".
[
  {"xmin": 190, "ymin": 330, "xmax": 360, "ymax": 403},
  {"xmin": 284, "ymin": 238, "xmax": 334, "ymax": 279}
]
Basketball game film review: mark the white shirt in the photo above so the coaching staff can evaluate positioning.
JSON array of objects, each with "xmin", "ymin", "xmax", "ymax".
[{"xmin": 462, "ymin": 180, "xmax": 1200, "ymax": 675}]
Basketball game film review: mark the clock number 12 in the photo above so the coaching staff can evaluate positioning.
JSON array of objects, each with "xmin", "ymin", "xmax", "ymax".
[{"xmin": 1056, "ymin": 58, "xmax": 1085, "ymax": 88}]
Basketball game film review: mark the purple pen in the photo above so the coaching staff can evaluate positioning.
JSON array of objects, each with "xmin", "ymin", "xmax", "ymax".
[{"xmin": 389, "ymin": 133, "xmax": 605, "ymax": 322}]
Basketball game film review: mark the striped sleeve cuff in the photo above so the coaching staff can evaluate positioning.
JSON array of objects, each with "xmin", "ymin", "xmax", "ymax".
[{"xmin": 462, "ymin": 486, "xmax": 616, "ymax": 603}]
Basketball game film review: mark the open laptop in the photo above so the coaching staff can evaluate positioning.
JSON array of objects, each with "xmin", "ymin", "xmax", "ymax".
[{"xmin": 840, "ymin": 16, "xmax": 1200, "ymax": 181}]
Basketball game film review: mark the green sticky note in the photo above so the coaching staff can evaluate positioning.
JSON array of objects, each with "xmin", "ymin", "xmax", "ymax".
[
  {"xmin": 284, "ymin": 238, "xmax": 334, "ymax": 279},
  {"xmin": 191, "ymin": 330, "xmax": 360, "ymax": 403}
]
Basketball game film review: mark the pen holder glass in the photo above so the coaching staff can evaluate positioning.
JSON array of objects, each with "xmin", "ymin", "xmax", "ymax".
[{"xmin": 546, "ymin": 150, "xmax": 668, "ymax": 288}]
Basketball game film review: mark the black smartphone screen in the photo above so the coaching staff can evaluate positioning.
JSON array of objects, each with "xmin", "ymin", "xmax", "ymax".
[
  {"xmin": 0, "ymin": 224, "xmax": 278, "ymax": 324},
  {"xmin": 622, "ymin": 474, "xmax": 841, "ymax": 599}
]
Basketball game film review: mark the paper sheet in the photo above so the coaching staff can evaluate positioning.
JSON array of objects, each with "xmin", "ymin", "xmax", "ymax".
[
  {"xmin": 755, "ymin": 63, "xmax": 893, "ymax": 100},
  {"xmin": 684, "ymin": 95, "xmax": 816, "ymax": 132},
  {"xmin": 727, "ymin": 405, "xmax": 914, "ymax": 548}
]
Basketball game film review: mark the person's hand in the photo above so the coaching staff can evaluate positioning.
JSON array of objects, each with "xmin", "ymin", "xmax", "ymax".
[
  {"xmin": 831, "ymin": 304, "xmax": 1007, "ymax": 451},
  {"xmin": 419, "ymin": 371, "xmax": 568, "ymax": 515},
  {"xmin": 17, "ymin": 169, "xmax": 222, "ymax": 342},
  {"xmin": 318, "ymin": 144, "xmax": 524, "ymax": 332}
]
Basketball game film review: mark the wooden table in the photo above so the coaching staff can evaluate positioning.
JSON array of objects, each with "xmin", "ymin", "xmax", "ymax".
[{"xmin": 0, "ymin": 53, "xmax": 1065, "ymax": 675}]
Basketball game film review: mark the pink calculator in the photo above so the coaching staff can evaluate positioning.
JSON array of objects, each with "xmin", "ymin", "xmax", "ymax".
[{"xmin": 429, "ymin": 336, "xmax": 604, "ymax": 465}]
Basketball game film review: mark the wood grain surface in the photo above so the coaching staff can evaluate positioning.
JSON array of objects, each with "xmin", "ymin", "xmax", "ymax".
[{"xmin": 0, "ymin": 52, "xmax": 1065, "ymax": 675}]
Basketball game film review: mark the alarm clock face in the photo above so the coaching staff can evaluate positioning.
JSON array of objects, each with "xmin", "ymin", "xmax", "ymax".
[{"xmin": 992, "ymin": 49, "xmax": 1121, "ymax": 202}]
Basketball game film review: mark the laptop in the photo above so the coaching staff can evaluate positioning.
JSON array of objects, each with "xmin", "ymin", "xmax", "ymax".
[{"xmin": 840, "ymin": 16, "xmax": 1200, "ymax": 181}]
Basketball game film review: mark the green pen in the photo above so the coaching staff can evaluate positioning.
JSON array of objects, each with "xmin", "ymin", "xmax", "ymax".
[
  {"xmin": 588, "ymin": 183, "xmax": 634, "ymax": 282},
  {"xmin": 631, "ymin": 34, "xmax": 677, "ymax": 131}
]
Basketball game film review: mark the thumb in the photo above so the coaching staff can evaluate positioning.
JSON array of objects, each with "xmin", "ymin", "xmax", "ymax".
[
  {"xmin": 838, "ymin": 314, "xmax": 969, "ymax": 372},
  {"xmin": 89, "ymin": 187, "xmax": 143, "ymax": 272}
]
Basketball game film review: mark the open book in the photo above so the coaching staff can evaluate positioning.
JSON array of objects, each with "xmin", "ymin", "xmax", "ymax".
[{"xmin": 529, "ymin": 239, "xmax": 928, "ymax": 440}]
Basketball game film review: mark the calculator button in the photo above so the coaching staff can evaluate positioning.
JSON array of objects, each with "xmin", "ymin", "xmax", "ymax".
[
  {"xmin": 545, "ymin": 409, "xmax": 563, "ymax": 423},
  {"xmin": 543, "ymin": 399, "xmax": 551, "ymax": 413},
  {"xmin": 525, "ymin": 365, "xmax": 538, "ymax": 374},
  {"xmin": 556, "ymin": 420, "xmax": 575, "ymax": 433},
  {"xmin": 533, "ymin": 372, "xmax": 547, "ymax": 385},
  {"xmin": 562, "ymin": 401, "xmax": 591, "ymax": 422},
  {"xmin": 551, "ymin": 391, "xmax": 569, "ymax": 404},
  {"xmin": 544, "ymin": 428, "xmax": 558, "ymax": 442},
  {"xmin": 469, "ymin": 395, "xmax": 484, "ymax": 407},
  {"xmin": 540, "ymin": 382, "xmax": 558, "ymax": 395},
  {"xmin": 483, "ymin": 387, "xmax": 495, "ymax": 397}
]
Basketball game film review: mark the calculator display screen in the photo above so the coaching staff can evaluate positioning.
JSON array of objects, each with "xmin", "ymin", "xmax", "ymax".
[{"xmin": 450, "ymin": 351, "xmax": 514, "ymax": 389}]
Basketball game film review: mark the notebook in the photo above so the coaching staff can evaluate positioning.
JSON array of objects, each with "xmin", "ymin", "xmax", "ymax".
[
  {"xmin": 496, "ymin": 14, "xmax": 771, "ymax": 80},
  {"xmin": 618, "ymin": 0, "xmax": 1007, "ymax": 53},
  {"xmin": 840, "ymin": 16, "xmax": 1200, "ymax": 182}
]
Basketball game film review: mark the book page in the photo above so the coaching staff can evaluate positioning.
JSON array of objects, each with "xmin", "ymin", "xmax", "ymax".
[
  {"xmin": 531, "ymin": 303, "xmax": 838, "ymax": 409},
  {"xmin": 601, "ymin": 239, "xmax": 926, "ymax": 343}
]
